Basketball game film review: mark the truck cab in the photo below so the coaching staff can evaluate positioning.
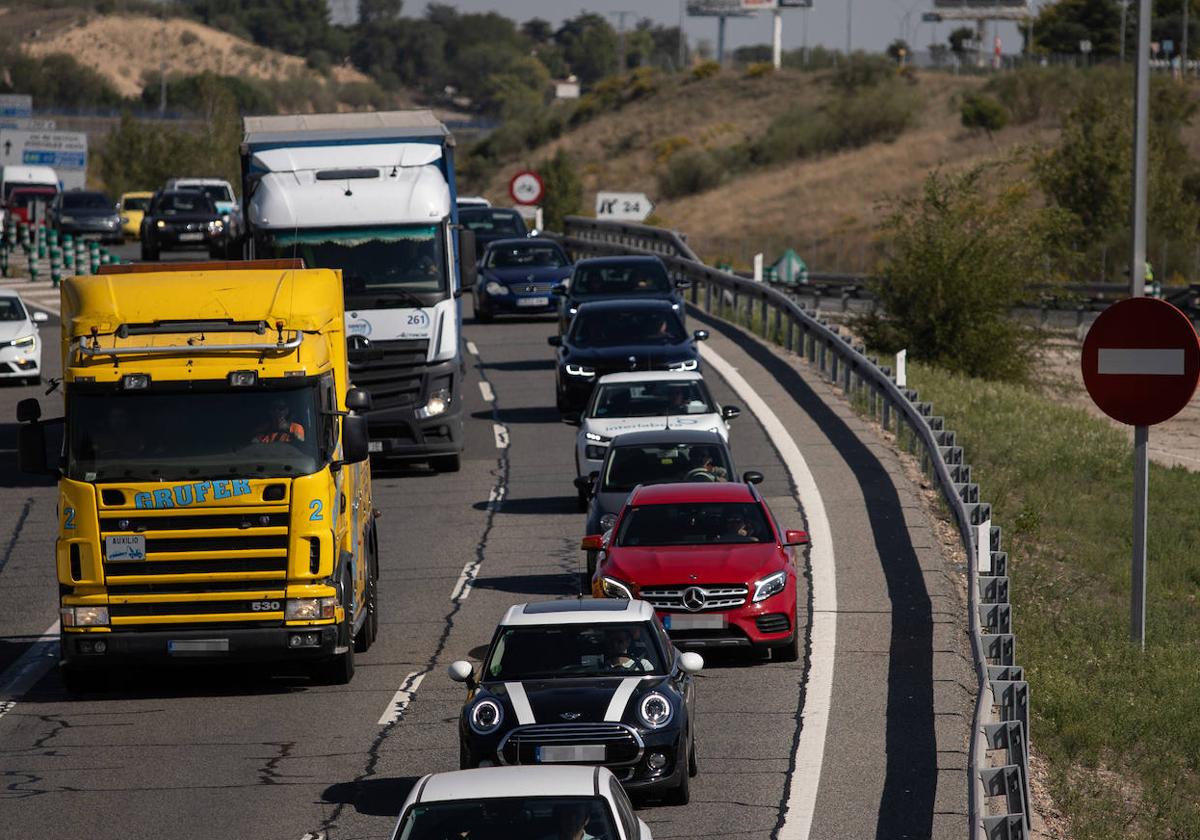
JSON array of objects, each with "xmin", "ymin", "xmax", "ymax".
[
  {"xmin": 241, "ymin": 111, "xmax": 475, "ymax": 472},
  {"xmin": 17, "ymin": 261, "xmax": 378, "ymax": 690}
]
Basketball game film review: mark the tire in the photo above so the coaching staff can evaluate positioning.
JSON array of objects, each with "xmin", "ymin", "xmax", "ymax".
[
  {"xmin": 586, "ymin": 549, "xmax": 598, "ymax": 581},
  {"xmin": 24, "ymin": 375, "xmax": 41, "ymax": 387},
  {"xmin": 577, "ymin": 488, "xmax": 589, "ymax": 513},
  {"xmin": 141, "ymin": 242, "xmax": 158, "ymax": 262},
  {"xmin": 431, "ymin": 453, "xmax": 461, "ymax": 473},
  {"xmin": 665, "ymin": 758, "xmax": 691, "ymax": 805},
  {"xmin": 317, "ymin": 635, "xmax": 355, "ymax": 685},
  {"xmin": 579, "ymin": 571, "xmax": 592, "ymax": 596},
  {"xmin": 354, "ymin": 571, "xmax": 377, "ymax": 653},
  {"xmin": 688, "ymin": 732, "xmax": 698, "ymax": 778},
  {"xmin": 459, "ymin": 740, "xmax": 475, "ymax": 770},
  {"xmin": 774, "ymin": 629, "xmax": 800, "ymax": 663},
  {"xmin": 475, "ymin": 307, "xmax": 494, "ymax": 323}
]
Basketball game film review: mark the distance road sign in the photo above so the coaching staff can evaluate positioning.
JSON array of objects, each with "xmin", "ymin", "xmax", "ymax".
[
  {"xmin": 509, "ymin": 171, "xmax": 544, "ymax": 206},
  {"xmin": 1081, "ymin": 297, "xmax": 1200, "ymax": 426},
  {"xmin": 595, "ymin": 191, "xmax": 655, "ymax": 222}
]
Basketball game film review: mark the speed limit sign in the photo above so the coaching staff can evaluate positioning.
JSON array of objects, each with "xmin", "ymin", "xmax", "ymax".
[{"xmin": 509, "ymin": 170, "xmax": 544, "ymax": 206}]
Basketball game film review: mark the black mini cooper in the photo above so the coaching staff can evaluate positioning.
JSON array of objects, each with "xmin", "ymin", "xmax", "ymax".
[{"xmin": 449, "ymin": 598, "xmax": 703, "ymax": 804}]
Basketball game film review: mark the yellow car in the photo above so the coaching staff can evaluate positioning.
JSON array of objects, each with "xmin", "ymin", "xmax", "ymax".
[{"xmin": 117, "ymin": 191, "xmax": 153, "ymax": 239}]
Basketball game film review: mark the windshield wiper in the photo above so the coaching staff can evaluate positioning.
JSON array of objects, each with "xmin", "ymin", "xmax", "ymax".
[{"xmin": 361, "ymin": 287, "xmax": 426, "ymax": 308}]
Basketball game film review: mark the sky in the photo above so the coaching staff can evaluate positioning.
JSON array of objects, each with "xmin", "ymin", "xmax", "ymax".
[{"xmin": 333, "ymin": 1, "xmax": 1059, "ymax": 57}]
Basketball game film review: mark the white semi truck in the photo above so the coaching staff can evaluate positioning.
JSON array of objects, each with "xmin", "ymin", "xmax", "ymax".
[{"xmin": 240, "ymin": 111, "xmax": 474, "ymax": 471}]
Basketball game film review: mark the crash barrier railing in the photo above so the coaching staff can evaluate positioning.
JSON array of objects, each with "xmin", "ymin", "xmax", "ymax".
[
  {"xmin": 560, "ymin": 215, "xmax": 1032, "ymax": 840},
  {"xmin": 0, "ymin": 221, "xmax": 124, "ymax": 285}
]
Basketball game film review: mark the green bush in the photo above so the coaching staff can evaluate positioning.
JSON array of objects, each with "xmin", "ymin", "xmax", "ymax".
[
  {"xmin": 141, "ymin": 71, "xmax": 274, "ymax": 115},
  {"xmin": 540, "ymin": 149, "xmax": 583, "ymax": 231},
  {"xmin": 0, "ymin": 44, "xmax": 126, "ymax": 109},
  {"xmin": 745, "ymin": 61, "xmax": 775, "ymax": 78},
  {"xmin": 658, "ymin": 148, "xmax": 722, "ymax": 199},
  {"xmin": 983, "ymin": 65, "xmax": 1084, "ymax": 125},
  {"xmin": 960, "ymin": 91, "xmax": 1010, "ymax": 134},
  {"xmin": 691, "ymin": 60, "xmax": 720, "ymax": 80},
  {"xmin": 830, "ymin": 52, "xmax": 895, "ymax": 93}
]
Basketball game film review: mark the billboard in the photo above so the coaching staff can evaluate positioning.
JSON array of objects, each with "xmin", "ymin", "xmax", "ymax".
[{"xmin": 0, "ymin": 130, "xmax": 89, "ymax": 190}]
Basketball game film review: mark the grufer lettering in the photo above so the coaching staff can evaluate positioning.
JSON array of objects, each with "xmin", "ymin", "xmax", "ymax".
[{"xmin": 134, "ymin": 480, "xmax": 253, "ymax": 509}]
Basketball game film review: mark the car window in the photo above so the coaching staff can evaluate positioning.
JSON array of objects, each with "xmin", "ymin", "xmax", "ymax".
[
  {"xmin": 617, "ymin": 501, "xmax": 772, "ymax": 546},
  {"xmin": 608, "ymin": 778, "xmax": 638, "ymax": 840},
  {"xmin": 199, "ymin": 185, "xmax": 233, "ymax": 203},
  {"xmin": 601, "ymin": 443, "xmax": 731, "ymax": 492},
  {"xmin": 485, "ymin": 243, "xmax": 568, "ymax": 268},
  {"xmin": 158, "ymin": 193, "xmax": 215, "ymax": 214},
  {"xmin": 0, "ymin": 297, "xmax": 28, "ymax": 322},
  {"xmin": 589, "ymin": 380, "xmax": 714, "ymax": 418},
  {"xmin": 64, "ymin": 193, "xmax": 113, "ymax": 209},
  {"xmin": 122, "ymin": 196, "xmax": 150, "ymax": 211},
  {"xmin": 484, "ymin": 623, "xmax": 666, "ymax": 679},
  {"xmin": 393, "ymin": 796, "xmax": 618, "ymax": 840},
  {"xmin": 573, "ymin": 262, "xmax": 670, "ymax": 296},
  {"xmin": 460, "ymin": 208, "xmax": 527, "ymax": 234},
  {"xmin": 568, "ymin": 308, "xmax": 686, "ymax": 347}
]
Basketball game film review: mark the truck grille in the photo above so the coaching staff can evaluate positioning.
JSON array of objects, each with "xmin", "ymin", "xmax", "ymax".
[
  {"xmin": 500, "ymin": 723, "xmax": 643, "ymax": 767},
  {"xmin": 348, "ymin": 339, "xmax": 428, "ymax": 409},
  {"xmin": 640, "ymin": 584, "xmax": 748, "ymax": 611}
]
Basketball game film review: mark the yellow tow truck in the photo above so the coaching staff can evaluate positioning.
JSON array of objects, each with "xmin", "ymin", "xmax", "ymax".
[{"xmin": 17, "ymin": 259, "xmax": 378, "ymax": 690}]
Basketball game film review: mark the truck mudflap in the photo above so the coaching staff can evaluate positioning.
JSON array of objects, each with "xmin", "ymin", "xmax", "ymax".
[{"xmin": 60, "ymin": 625, "xmax": 341, "ymax": 666}]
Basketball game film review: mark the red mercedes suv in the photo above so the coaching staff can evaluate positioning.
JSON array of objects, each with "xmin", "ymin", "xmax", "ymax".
[{"xmin": 587, "ymin": 482, "xmax": 808, "ymax": 660}]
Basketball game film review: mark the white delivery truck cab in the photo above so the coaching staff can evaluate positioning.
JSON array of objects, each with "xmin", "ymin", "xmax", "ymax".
[
  {"xmin": 241, "ymin": 111, "xmax": 475, "ymax": 472},
  {"xmin": 1, "ymin": 165, "xmax": 59, "ymax": 226}
]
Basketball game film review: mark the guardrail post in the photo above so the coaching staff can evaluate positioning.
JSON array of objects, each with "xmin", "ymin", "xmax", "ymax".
[
  {"xmin": 759, "ymin": 295, "xmax": 769, "ymax": 338},
  {"xmin": 828, "ymin": 345, "xmax": 838, "ymax": 382},
  {"xmin": 785, "ymin": 317, "xmax": 795, "ymax": 353},
  {"xmin": 704, "ymin": 279, "xmax": 713, "ymax": 314}
]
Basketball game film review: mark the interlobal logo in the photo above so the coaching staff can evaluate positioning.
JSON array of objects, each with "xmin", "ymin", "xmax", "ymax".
[{"xmin": 682, "ymin": 586, "xmax": 707, "ymax": 612}]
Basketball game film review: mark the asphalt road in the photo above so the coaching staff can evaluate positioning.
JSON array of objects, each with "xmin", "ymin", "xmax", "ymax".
[{"xmin": 0, "ymin": 290, "xmax": 973, "ymax": 839}]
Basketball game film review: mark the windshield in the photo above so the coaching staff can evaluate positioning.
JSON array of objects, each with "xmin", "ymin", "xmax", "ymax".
[
  {"xmin": 10, "ymin": 190, "xmax": 55, "ymax": 208},
  {"xmin": 485, "ymin": 623, "xmax": 665, "ymax": 680},
  {"xmin": 568, "ymin": 308, "xmax": 687, "ymax": 347},
  {"xmin": 618, "ymin": 501, "xmax": 772, "ymax": 546},
  {"xmin": 64, "ymin": 193, "xmax": 113, "ymax": 210},
  {"xmin": 459, "ymin": 208, "xmax": 527, "ymax": 236},
  {"xmin": 589, "ymin": 380, "xmax": 714, "ymax": 418},
  {"xmin": 0, "ymin": 297, "xmax": 28, "ymax": 321},
  {"xmin": 573, "ymin": 262, "xmax": 671, "ymax": 296},
  {"xmin": 67, "ymin": 387, "xmax": 324, "ymax": 482},
  {"xmin": 122, "ymin": 196, "xmax": 150, "ymax": 211},
  {"xmin": 198, "ymin": 184, "xmax": 233, "ymax": 203},
  {"xmin": 393, "ymin": 797, "xmax": 618, "ymax": 840},
  {"xmin": 485, "ymin": 242, "xmax": 568, "ymax": 268},
  {"xmin": 602, "ymin": 443, "xmax": 731, "ymax": 492},
  {"xmin": 264, "ymin": 225, "xmax": 448, "ymax": 304},
  {"xmin": 159, "ymin": 193, "xmax": 215, "ymax": 214}
]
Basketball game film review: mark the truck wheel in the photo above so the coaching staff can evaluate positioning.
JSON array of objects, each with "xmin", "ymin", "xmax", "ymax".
[
  {"xmin": 431, "ymin": 453, "xmax": 461, "ymax": 473},
  {"xmin": 317, "ymin": 638, "xmax": 355, "ymax": 685},
  {"xmin": 354, "ymin": 573, "xmax": 378, "ymax": 653},
  {"xmin": 61, "ymin": 664, "xmax": 105, "ymax": 695}
]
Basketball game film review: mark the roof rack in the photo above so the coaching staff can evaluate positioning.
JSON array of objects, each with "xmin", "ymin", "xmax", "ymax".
[{"xmin": 96, "ymin": 259, "xmax": 304, "ymax": 275}]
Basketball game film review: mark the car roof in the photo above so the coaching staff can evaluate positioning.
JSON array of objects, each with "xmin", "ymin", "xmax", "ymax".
[
  {"xmin": 500, "ymin": 598, "xmax": 656, "ymax": 626},
  {"xmin": 484, "ymin": 237, "xmax": 561, "ymax": 250},
  {"xmin": 630, "ymin": 481, "xmax": 756, "ymax": 505},
  {"xmin": 576, "ymin": 255, "xmax": 664, "ymax": 267},
  {"xmin": 608, "ymin": 429, "xmax": 726, "ymax": 446},
  {"xmin": 121, "ymin": 191, "xmax": 154, "ymax": 198},
  {"xmin": 416, "ymin": 766, "xmax": 603, "ymax": 803},
  {"xmin": 0, "ymin": 288, "xmax": 28, "ymax": 299},
  {"xmin": 595, "ymin": 371, "xmax": 701, "ymax": 384},
  {"xmin": 169, "ymin": 177, "xmax": 231, "ymax": 185},
  {"xmin": 575, "ymin": 298, "xmax": 676, "ymax": 313}
]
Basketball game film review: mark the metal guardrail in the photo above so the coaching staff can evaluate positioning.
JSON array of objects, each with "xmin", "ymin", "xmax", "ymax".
[{"xmin": 561, "ymin": 215, "xmax": 1032, "ymax": 840}]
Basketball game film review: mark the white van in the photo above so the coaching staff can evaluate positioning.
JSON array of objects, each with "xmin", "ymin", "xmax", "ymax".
[{"xmin": 1, "ymin": 165, "xmax": 59, "ymax": 225}]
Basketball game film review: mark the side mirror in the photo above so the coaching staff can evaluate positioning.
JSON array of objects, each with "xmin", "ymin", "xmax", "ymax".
[
  {"xmin": 457, "ymin": 227, "xmax": 477, "ymax": 290},
  {"xmin": 784, "ymin": 529, "xmax": 810, "ymax": 546},
  {"xmin": 448, "ymin": 660, "xmax": 476, "ymax": 685},
  {"xmin": 17, "ymin": 423, "xmax": 49, "ymax": 474},
  {"xmin": 678, "ymin": 651, "xmax": 704, "ymax": 674},
  {"xmin": 547, "ymin": 335, "xmax": 562, "ymax": 347},
  {"xmin": 580, "ymin": 534, "xmax": 604, "ymax": 551},
  {"xmin": 675, "ymin": 278, "xmax": 691, "ymax": 290},
  {"xmin": 345, "ymin": 387, "xmax": 372, "ymax": 412},
  {"xmin": 17, "ymin": 397, "xmax": 42, "ymax": 423},
  {"xmin": 693, "ymin": 329, "xmax": 709, "ymax": 341},
  {"xmin": 551, "ymin": 284, "xmax": 568, "ymax": 296},
  {"xmin": 742, "ymin": 470, "xmax": 764, "ymax": 485},
  {"xmin": 340, "ymin": 414, "xmax": 370, "ymax": 464},
  {"xmin": 573, "ymin": 475, "xmax": 592, "ymax": 492},
  {"xmin": 721, "ymin": 405, "xmax": 741, "ymax": 420}
]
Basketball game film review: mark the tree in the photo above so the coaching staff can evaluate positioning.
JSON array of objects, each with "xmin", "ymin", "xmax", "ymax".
[
  {"xmin": 539, "ymin": 149, "xmax": 583, "ymax": 231},
  {"xmin": 522, "ymin": 18, "xmax": 553, "ymax": 44},
  {"xmin": 555, "ymin": 13, "xmax": 620, "ymax": 86},
  {"xmin": 886, "ymin": 39, "xmax": 910, "ymax": 63},
  {"xmin": 948, "ymin": 26, "xmax": 976, "ymax": 60},
  {"xmin": 960, "ymin": 92, "xmax": 1010, "ymax": 136},
  {"xmin": 358, "ymin": 0, "xmax": 402, "ymax": 25},
  {"xmin": 1031, "ymin": 0, "xmax": 1122, "ymax": 57}
]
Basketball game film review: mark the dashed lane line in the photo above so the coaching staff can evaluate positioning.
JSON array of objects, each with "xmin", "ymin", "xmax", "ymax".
[
  {"xmin": 0, "ymin": 621, "xmax": 61, "ymax": 722},
  {"xmin": 465, "ymin": 341, "xmax": 479, "ymax": 356},
  {"xmin": 479, "ymin": 381, "xmax": 495, "ymax": 402},
  {"xmin": 377, "ymin": 671, "xmax": 427, "ymax": 726},
  {"xmin": 492, "ymin": 423, "xmax": 509, "ymax": 449}
]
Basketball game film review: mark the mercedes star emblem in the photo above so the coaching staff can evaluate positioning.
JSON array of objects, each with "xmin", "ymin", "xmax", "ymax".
[{"xmin": 682, "ymin": 586, "xmax": 707, "ymax": 612}]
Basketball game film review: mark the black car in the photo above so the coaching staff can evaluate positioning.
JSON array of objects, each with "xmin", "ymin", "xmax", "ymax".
[
  {"xmin": 555, "ymin": 256, "xmax": 688, "ymax": 334},
  {"xmin": 549, "ymin": 299, "xmax": 708, "ymax": 417},
  {"xmin": 474, "ymin": 237, "xmax": 573, "ymax": 321},
  {"xmin": 459, "ymin": 206, "xmax": 529, "ymax": 250},
  {"xmin": 140, "ymin": 190, "xmax": 229, "ymax": 261},
  {"xmin": 449, "ymin": 599, "xmax": 703, "ymax": 804},
  {"xmin": 576, "ymin": 430, "xmax": 763, "ymax": 586},
  {"xmin": 51, "ymin": 190, "xmax": 123, "ymax": 244}
]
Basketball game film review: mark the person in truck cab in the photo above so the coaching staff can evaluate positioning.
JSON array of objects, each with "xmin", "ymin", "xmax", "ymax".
[{"xmin": 254, "ymin": 399, "xmax": 305, "ymax": 444}]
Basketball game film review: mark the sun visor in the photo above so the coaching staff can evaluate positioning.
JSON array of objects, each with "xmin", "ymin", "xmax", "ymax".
[{"xmin": 251, "ymin": 142, "xmax": 442, "ymax": 175}]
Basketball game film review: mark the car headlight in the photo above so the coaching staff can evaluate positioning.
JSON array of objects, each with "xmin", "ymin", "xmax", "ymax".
[
  {"xmin": 469, "ymin": 698, "xmax": 504, "ymax": 734},
  {"xmin": 60, "ymin": 215, "xmax": 75, "ymax": 224},
  {"xmin": 601, "ymin": 576, "xmax": 633, "ymax": 599},
  {"xmin": 584, "ymin": 431, "xmax": 608, "ymax": 442},
  {"xmin": 60, "ymin": 606, "xmax": 110, "ymax": 627},
  {"xmin": 565, "ymin": 364, "xmax": 595, "ymax": 377},
  {"xmin": 568, "ymin": 307, "xmax": 578, "ymax": 316},
  {"xmin": 285, "ymin": 597, "xmax": 337, "ymax": 620},
  {"xmin": 637, "ymin": 692, "xmax": 673, "ymax": 729},
  {"xmin": 599, "ymin": 513, "xmax": 618, "ymax": 532},
  {"xmin": 752, "ymin": 571, "xmax": 788, "ymax": 603},
  {"xmin": 667, "ymin": 359, "xmax": 699, "ymax": 372},
  {"xmin": 156, "ymin": 219, "xmax": 166, "ymax": 229},
  {"xmin": 12, "ymin": 335, "xmax": 35, "ymax": 349},
  {"xmin": 484, "ymin": 281, "xmax": 507, "ymax": 295},
  {"xmin": 416, "ymin": 388, "xmax": 451, "ymax": 419},
  {"xmin": 208, "ymin": 220, "xmax": 224, "ymax": 233}
]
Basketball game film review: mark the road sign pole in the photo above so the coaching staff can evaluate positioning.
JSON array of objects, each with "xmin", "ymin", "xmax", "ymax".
[
  {"xmin": 1131, "ymin": 0, "xmax": 1151, "ymax": 298},
  {"xmin": 773, "ymin": 9, "xmax": 783, "ymax": 69},
  {"xmin": 1132, "ymin": 424, "xmax": 1149, "ymax": 649}
]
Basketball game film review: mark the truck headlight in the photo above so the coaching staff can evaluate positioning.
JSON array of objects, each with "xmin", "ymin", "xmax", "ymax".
[
  {"xmin": 565, "ymin": 364, "xmax": 595, "ymax": 378},
  {"xmin": 637, "ymin": 692, "xmax": 673, "ymax": 729},
  {"xmin": 752, "ymin": 571, "xmax": 787, "ymax": 603},
  {"xmin": 667, "ymin": 359, "xmax": 699, "ymax": 372},
  {"xmin": 601, "ymin": 577, "xmax": 633, "ymax": 599},
  {"xmin": 286, "ymin": 597, "xmax": 337, "ymax": 620},
  {"xmin": 61, "ymin": 606, "xmax": 109, "ymax": 627},
  {"xmin": 469, "ymin": 698, "xmax": 504, "ymax": 734},
  {"xmin": 484, "ymin": 281, "xmax": 507, "ymax": 295},
  {"xmin": 416, "ymin": 388, "xmax": 451, "ymax": 419}
]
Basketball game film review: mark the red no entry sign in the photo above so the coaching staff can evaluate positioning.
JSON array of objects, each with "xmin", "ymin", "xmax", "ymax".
[
  {"xmin": 1081, "ymin": 297, "xmax": 1200, "ymax": 426},
  {"xmin": 509, "ymin": 170, "xmax": 543, "ymax": 206}
]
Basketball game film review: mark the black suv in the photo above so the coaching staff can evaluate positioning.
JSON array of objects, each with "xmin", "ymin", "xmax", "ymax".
[
  {"xmin": 556, "ymin": 255, "xmax": 688, "ymax": 334},
  {"xmin": 140, "ymin": 190, "xmax": 229, "ymax": 261}
]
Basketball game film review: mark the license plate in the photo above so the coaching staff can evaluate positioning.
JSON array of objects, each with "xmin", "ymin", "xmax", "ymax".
[
  {"xmin": 368, "ymin": 441, "xmax": 383, "ymax": 453},
  {"xmin": 537, "ymin": 744, "xmax": 606, "ymax": 763},
  {"xmin": 179, "ymin": 232, "xmax": 204, "ymax": 242},
  {"xmin": 105, "ymin": 534, "xmax": 146, "ymax": 562},
  {"xmin": 517, "ymin": 296, "xmax": 550, "ymax": 307},
  {"xmin": 662, "ymin": 613, "xmax": 727, "ymax": 631},
  {"xmin": 168, "ymin": 639, "xmax": 229, "ymax": 654}
]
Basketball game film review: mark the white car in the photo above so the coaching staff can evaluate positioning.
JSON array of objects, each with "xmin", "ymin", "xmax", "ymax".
[
  {"xmin": 389, "ymin": 765, "xmax": 653, "ymax": 840},
  {"xmin": 0, "ymin": 290, "xmax": 48, "ymax": 385},
  {"xmin": 575, "ymin": 371, "xmax": 740, "ymax": 484}
]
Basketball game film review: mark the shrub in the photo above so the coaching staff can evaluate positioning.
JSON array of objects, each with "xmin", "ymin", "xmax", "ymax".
[
  {"xmin": 745, "ymin": 61, "xmax": 774, "ymax": 78},
  {"xmin": 658, "ymin": 148, "xmax": 722, "ymax": 199},
  {"xmin": 179, "ymin": 30, "xmax": 200, "ymax": 47},
  {"xmin": 983, "ymin": 65, "xmax": 1084, "ymax": 125},
  {"xmin": 0, "ymin": 45, "xmax": 126, "ymax": 109},
  {"xmin": 691, "ymin": 60, "xmax": 720, "ymax": 80},
  {"xmin": 540, "ymin": 149, "xmax": 583, "ymax": 231},
  {"xmin": 830, "ymin": 52, "xmax": 894, "ymax": 93},
  {"xmin": 960, "ymin": 91, "xmax": 1010, "ymax": 134},
  {"xmin": 652, "ymin": 135, "xmax": 692, "ymax": 164}
]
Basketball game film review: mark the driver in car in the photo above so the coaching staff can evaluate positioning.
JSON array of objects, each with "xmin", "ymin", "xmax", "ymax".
[
  {"xmin": 687, "ymin": 449, "xmax": 728, "ymax": 481},
  {"xmin": 602, "ymin": 628, "xmax": 654, "ymax": 672},
  {"xmin": 253, "ymin": 398, "xmax": 305, "ymax": 444}
]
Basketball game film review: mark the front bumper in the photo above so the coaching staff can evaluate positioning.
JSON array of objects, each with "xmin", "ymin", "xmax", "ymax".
[
  {"xmin": 154, "ymin": 229, "xmax": 224, "ymax": 250},
  {"xmin": 477, "ymin": 289, "xmax": 558, "ymax": 315},
  {"xmin": 658, "ymin": 593, "xmax": 797, "ymax": 649},
  {"xmin": 61, "ymin": 221, "xmax": 123, "ymax": 242},
  {"xmin": 0, "ymin": 344, "xmax": 40, "ymax": 378},
  {"xmin": 60, "ymin": 624, "xmax": 340, "ymax": 667}
]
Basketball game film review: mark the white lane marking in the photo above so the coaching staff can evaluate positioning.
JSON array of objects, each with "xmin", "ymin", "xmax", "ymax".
[
  {"xmin": 493, "ymin": 423, "xmax": 510, "ymax": 449},
  {"xmin": 0, "ymin": 621, "xmax": 61, "ymax": 721},
  {"xmin": 699, "ymin": 343, "xmax": 837, "ymax": 840},
  {"xmin": 603, "ymin": 677, "xmax": 642, "ymax": 722},
  {"xmin": 377, "ymin": 670, "xmax": 426, "ymax": 726},
  {"xmin": 1099, "ymin": 348, "xmax": 1185, "ymax": 375},
  {"xmin": 479, "ymin": 381, "xmax": 495, "ymax": 402},
  {"xmin": 506, "ymin": 682, "xmax": 535, "ymax": 724},
  {"xmin": 486, "ymin": 485, "xmax": 507, "ymax": 511},
  {"xmin": 450, "ymin": 561, "xmax": 475, "ymax": 602},
  {"xmin": 466, "ymin": 341, "xmax": 479, "ymax": 356}
]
